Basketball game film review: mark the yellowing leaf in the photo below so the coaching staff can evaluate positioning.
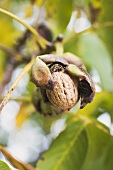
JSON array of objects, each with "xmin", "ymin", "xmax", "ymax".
[
  {"xmin": 90, "ymin": 0, "xmax": 102, "ymax": 8},
  {"xmin": 0, "ymin": 17, "xmax": 19, "ymax": 46},
  {"xmin": 34, "ymin": 0, "xmax": 43, "ymax": 6},
  {"xmin": 16, "ymin": 102, "xmax": 35, "ymax": 127},
  {"xmin": 25, "ymin": 4, "xmax": 33, "ymax": 18}
]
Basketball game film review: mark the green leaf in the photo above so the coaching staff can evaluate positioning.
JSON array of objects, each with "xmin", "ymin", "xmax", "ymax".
[
  {"xmin": 76, "ymin": 32, "xmax": 113, "ymax": 91},
  {"xmin": 37, "ymin": 115, "xmax": 112, "ymax": 170},
  {"xmin": 0, "ymin": 160, "xmax": 11, "ymax": 170},
  {"xmin": 37, "ymin": 117, "xmax": 88, "ymax": 170},
  {"xmin": 95, "ymin": 1, "xmax": 113, "ymax": 61},
  {"xmin": 81, "ymin": 123, "xmax": 113, "ymax": 170},
  {"xmin": 65, "ymin": 0, "xmax": 113, "ymax": 66},
  {"xmin": 77, "ymin": 0, "xmax": 113, "ymax": 63},
  {"xmin": 45, "ymin": 0, "xmax": 73, "ymax": 33},
  {"xmin": 77, "ymin": 91, "xmax": 113, "ymax": 119}
]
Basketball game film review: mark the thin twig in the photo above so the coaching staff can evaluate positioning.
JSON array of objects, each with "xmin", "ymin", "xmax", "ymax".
[
  {"xmin": 0, "ymin": 145, "xmax": 35, "ymax": 170},
  {"xmin": 94, "ymin": 21, "xmax": 113, "ymax": 28},
  {"xmin": 63, "ymin": 21, "xmax": 113, "ymax": 45},
  {"xmin": 0, "ymin": 43, "xmax": 18, "ymax": 58},
  {"xmin": 0, "ymin": 42, "xmax": 39, "ymax": 62},
  {"xmin": 0, "ymin": 59, "xmax": 17, "ymax": 95},
  {"xmin": 63, "ymin": 27, "xmax": 92, "ymax": 44},
  {"xmin": 76, "ymin": 114, "xmax": 109, "ymax": 134},
  {"xmin": 0, "ymin": 8, "xmax": 51, "ymax": 49},
  {"xmin": 0, "ymin": 96, "xmax": 31, "ymax": 102},
  {"xmin": 0, "ymin": 57, "xmax": 35, "ymax": 113}
]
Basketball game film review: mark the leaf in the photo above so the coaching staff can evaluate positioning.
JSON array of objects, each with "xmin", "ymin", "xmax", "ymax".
[
  {"xmin": 37, "ymin": 115, "xmax": 112, "ymax": 170},
  {"xmin": 77, "ymin": 91, "xmax": 113, "ymax": 119},
  {"xmin": 0, "ymin": 160, "xmax": 11, "ymax": 170},
  {"xmin": 65, "ymin": 32, "xmax": 113, "ymax": 91},
  {"xmin": 45, "ymin": 0, "xmax": 73, "ymax": 33},
  {"xmin": 81, "ymin": 123, "xmax": 113, "ymax": 170},
  {"xmin": 65, "ymin": 0, "xmax": 113, "ymax": 65},
  {"xmin": 76, "ymin": 32, "xmax": 113, "ymax": 91},
  {"xmin": 16, "ymin": 102, "xmax": 35, "ymax": 127},
  {"xmin": 37, "ymin": 117, "xmax": 88, "ymax": 170},
  {"xmin": 95, "ymin": 1, "xmax": 113, "ymax": 62},
  {"xmin": 80, "ymin": 0, "xmax": 113, "ymax": 62}
]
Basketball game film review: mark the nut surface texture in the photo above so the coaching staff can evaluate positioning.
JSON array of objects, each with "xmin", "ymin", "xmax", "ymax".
[{"xmin": 46, "ymin": 71, "xmax": 78, "ymax": 110}]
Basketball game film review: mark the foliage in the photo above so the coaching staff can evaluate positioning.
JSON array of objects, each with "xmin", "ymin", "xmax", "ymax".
[
  {"xmin": 0, "ymin": 0, "xmax": 113, "ymax": 170},
  {"xmin": 0, "ymin": 160, "xmax": 11, "ymax": 170}
]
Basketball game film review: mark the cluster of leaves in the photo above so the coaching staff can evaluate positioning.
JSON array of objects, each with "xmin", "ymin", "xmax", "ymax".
[{"xmin": 0, "ymin": 0, "xmax": 113, "ymax": 170}]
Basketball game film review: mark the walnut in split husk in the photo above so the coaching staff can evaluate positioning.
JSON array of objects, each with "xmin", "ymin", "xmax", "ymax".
[{"xmin": 31, "ymin": 54, "xmax": 95, "ymax": 115}]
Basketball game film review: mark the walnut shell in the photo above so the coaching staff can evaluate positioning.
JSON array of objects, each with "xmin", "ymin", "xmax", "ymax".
[{"xmin": 46, "ymin": 71, "xmax": 78, "ymax": 110}]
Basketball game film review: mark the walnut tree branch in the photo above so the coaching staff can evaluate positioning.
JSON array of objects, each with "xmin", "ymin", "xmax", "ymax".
[
  {"xmin": 0, "ymin": 57, "xmax": 35, "ymax": 113},
  {"xmin": 0, "ymin": 58, "xmax": 17, "ymax": 95},
  {"xmin": 0, "ymin": 8, "xmax": 52, "ymax": 50},
  {"xmin": 0, "ymin": 43, "xmax": 19, "ymax": 58},
  {"xmin": 0, "ymin": 145, "xmax": 35, "ymax": 170},
  {"xmin": 63, "ymin": 21, "xmax": 113, "ymax": 45}
]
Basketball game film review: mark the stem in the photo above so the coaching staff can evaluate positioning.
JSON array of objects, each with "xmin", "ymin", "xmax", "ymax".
[
  {"xmin": 76, "ymin": 114, "xmax": 109, "ymax": 134},
  {"xmin": 63, "ymin": 27, "xmax": 92, "ymax": 45},
  {"xmin": 55, "ymin": 34, "xmax": 64, "ymax": 55},
  {"xmin": 0, "ymin": 43, "xmax": 17, "ymax": 56},
  {"xmin": 63, "ymin": 21, "xmax": 113, "ymax": 45},
  {"xmin": 0, "ymin": 57, "xmax": 35, "ymax": 113},
  {"xmin": 0, "ymin": 8, "xmax": 50, "ymax": 49},
  {"xmin": 0, "ymin": 59, "xmax": 16, "ymax": 96},
  {"xmin": 55, "ymin": 42, "xmax": 64, "ymax": 55},
  {"xmin": 94, "ymin": 21, "xmax": 113, "ymax": 28},
  {"xmin": 0, "ymin": 43, "xmax": 22, "ymax": 61},
  {"xmin": 0, "ymin": 96, "xmax": 31, "ymax": 102},
  {"xmin": 0, "ymin": 145, "xmax": 35, "ymax": 170}
]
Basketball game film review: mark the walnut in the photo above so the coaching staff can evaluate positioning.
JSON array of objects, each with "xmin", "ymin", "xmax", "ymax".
[
  {"xmin": 31, "ymin": 54, "xmax": 95, "ymax": 115},
  {"xmin": 46, "ymin": 71, "xmax": 78, "ymax": 110}
]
